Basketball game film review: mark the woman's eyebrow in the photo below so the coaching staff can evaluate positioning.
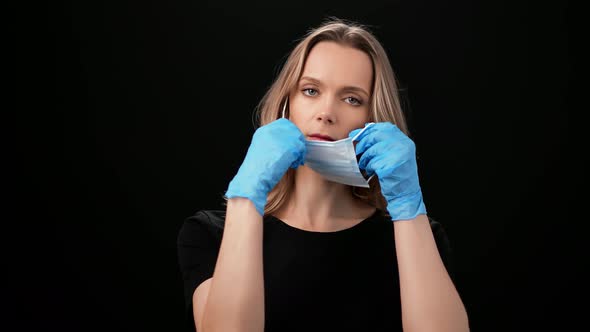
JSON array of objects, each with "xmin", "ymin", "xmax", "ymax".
[{"xmin": 299, "ymin": 76, "xmax": 369, "ymax": 97}]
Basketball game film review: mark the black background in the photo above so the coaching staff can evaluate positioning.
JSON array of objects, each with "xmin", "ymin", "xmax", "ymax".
[{"xmin": 14, "ymin": 1, "xmax": 573, "ymax": 331}]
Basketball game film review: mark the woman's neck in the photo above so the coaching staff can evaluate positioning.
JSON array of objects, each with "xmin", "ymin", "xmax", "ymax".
[{"xmin": 274, "ymin": 165, "xmax": 375, "ymax": 231}]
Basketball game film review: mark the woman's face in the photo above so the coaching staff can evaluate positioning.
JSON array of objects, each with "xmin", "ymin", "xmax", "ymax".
[{"xmin": 289, "ymin": 41, "xmax": 373, "ymax": 141}]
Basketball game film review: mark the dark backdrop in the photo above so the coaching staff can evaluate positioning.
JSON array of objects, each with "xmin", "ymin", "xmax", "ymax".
[{"xmin": 15, "ymin": 1, "xmax": 572, "ymax": 331}]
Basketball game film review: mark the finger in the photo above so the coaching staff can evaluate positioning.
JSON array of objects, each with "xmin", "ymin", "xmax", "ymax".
[
  {"xmin": 354, "ymin": 123, "xmax": 387, "ymax": 155},
  {"xmin": 351, "ymin": 124, "xmax": 382, "ymax": 155},
  {"xmin": 348, "ymin": 128, "xmax": 362, "ymax": 139},
  {"xmin": 356, "ymin": 123, "xmax": 406, "ymax": 155},
  {"xmin": 290, "ymin": 139, "xmax": 307, "ymax": 168},
  {"xmin": 348, "ymin": 122, "xmax": 378, "ymax": 140},
  {"xmin": 359, "ymin": 140, "xmax": 407, "ymax": 173},
  {"xmin": 283, "ymin": 122, "xmax": 306, "ymax": 142},
  {"xmin": 347, "ymin": 122, "xmax": 378, "ymax": 141},
  {"xmin": 358, "ymin": 140, "xmax": 388, "ymax": 170}
]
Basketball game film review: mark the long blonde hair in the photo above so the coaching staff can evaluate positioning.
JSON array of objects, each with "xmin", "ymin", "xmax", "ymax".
[{"xmin": 226, "ymin": 18, "xmax": 410, "ymax": 217}]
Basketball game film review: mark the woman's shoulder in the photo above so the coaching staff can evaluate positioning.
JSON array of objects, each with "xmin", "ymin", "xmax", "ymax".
[
  {"xmin": 177, "ymin": 209, "xmax": 226, "ymax": 245},
  {"xmin": 186, "ymin": 209, "xmax": 226, "ymax": 229}
]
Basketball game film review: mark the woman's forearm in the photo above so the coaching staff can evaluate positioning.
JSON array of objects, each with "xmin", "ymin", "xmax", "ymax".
[
  {"xmin": 203, "ymin": 198, "xmax": 265, "ymax": 332},
  {"xmin": 394, "ymin": 214, "xmax": 469, "ymax": 332}
]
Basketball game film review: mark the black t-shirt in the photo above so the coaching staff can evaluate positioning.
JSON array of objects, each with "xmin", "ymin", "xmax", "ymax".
[{"xmin": 177, "ymin": 208, "xmax": 454, "ymax": 332}]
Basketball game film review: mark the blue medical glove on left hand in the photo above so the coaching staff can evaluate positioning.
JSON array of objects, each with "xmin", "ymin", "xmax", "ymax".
[
  {"xmin": 349, "ymin": 122, "xmax": 427, "ymax": 221},
  {"xmin": 225, "ymin": 118, "xmax": 307, "ymax": 216}
]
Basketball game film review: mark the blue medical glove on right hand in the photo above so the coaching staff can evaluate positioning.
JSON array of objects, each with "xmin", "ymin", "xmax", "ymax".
[
  {"xmin": 349, "ymin": 122, "xmax": 427, "ymax": 221},
  {"xmin": 225, "ymin": 118, "xmax": 307, "ymax": 216}
]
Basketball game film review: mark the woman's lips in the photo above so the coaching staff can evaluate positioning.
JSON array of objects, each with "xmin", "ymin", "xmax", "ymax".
[
  {"xmin": 308, "ymin": 137, "xmax": 331, "ymax": 141},
  {"xmin": 308, "ymin": 134, "xmax": 335, "ymax": 141}
]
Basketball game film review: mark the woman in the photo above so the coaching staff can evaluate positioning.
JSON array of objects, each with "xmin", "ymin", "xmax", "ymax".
[{"xmin": 177, "ymin": 18, "xmax": 469, "ymax": 332}]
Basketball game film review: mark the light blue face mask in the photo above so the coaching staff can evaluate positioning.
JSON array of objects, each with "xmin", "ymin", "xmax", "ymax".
[{"xmin": 281, "ymin": 97, "xmax": 375, "ymax": 188}]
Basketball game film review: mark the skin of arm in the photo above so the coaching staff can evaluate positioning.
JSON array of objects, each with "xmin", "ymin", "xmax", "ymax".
[
  {"xmin": 394, "ymin": 214, "xmax": 470, "ymax": 332},
  {"xmin": 201, "ymin": 197, "xmax": 265, "ymax": 332}
]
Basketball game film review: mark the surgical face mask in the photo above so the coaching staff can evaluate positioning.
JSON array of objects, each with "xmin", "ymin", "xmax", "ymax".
[{"xmin": 281, "ymin": 97, "xmax": 375, "ymax": 188}]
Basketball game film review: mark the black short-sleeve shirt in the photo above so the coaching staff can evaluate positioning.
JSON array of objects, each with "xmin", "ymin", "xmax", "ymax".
[{"xmin": 177, "ymin": 209, "xmax": 453, "ymax": 332}]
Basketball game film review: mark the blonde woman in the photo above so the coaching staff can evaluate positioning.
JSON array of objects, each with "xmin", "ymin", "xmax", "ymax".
[{"xmin": 178, "ymin": 18, "xmax": 469, "ymax": 332}]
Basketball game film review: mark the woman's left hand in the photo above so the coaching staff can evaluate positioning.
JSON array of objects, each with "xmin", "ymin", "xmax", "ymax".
[{"xmin": 349, "ymin": 122, "xmax": 427, "ymax": 221}]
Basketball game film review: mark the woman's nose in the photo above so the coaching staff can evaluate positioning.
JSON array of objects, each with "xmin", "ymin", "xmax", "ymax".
[
  {"xmin": 316, "ymin": 111, "xmax": 334, "ymax": 124},
  {"xmin": 315, "ymin": 99, "xmax": 336, "ymax": 124}
]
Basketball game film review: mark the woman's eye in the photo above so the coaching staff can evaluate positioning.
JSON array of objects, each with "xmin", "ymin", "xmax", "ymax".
[
  {"xmin": 345, "ymin": 96, "xmax": 362, "ymax": 106},
  {"xmin": 302, "ymin": 88, "xmax": 318, "ymax": 96}
]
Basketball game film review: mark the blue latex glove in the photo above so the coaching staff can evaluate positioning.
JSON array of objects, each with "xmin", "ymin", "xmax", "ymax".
[
  {"xmin": 225, "ymin": 118, "xmax": 307, "ymax": 216},
  {"xmin": 349, "ymin": 122, "xmax": 427, "ymax": 221}
]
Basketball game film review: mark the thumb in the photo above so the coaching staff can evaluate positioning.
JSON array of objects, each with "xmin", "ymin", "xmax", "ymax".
[
  {"xmin": 348, "ymin": 128, "xmax": 362, "ymax": 139},
  {"xmin": 349, "ymin": 122, "xmax": 376, "ymax": 140}
]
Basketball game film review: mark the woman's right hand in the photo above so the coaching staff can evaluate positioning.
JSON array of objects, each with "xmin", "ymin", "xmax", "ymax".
[{"xmin": 225, "ymin": 118, "xmax": 307, "ymax": 216}]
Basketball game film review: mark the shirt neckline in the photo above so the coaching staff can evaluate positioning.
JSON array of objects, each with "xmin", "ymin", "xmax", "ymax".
[{"xmin": 267, "ymin": 208, "xmax": 380, "ymax": 235}]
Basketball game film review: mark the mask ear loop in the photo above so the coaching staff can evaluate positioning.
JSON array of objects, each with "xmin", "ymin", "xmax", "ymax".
[
  {"xmin": 351, "ymin": 122, "xmax": 376, "ymax": 141},
  {"xmin": 281, "ymin": 96, "xmax": 289, "ymax": 119}
]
